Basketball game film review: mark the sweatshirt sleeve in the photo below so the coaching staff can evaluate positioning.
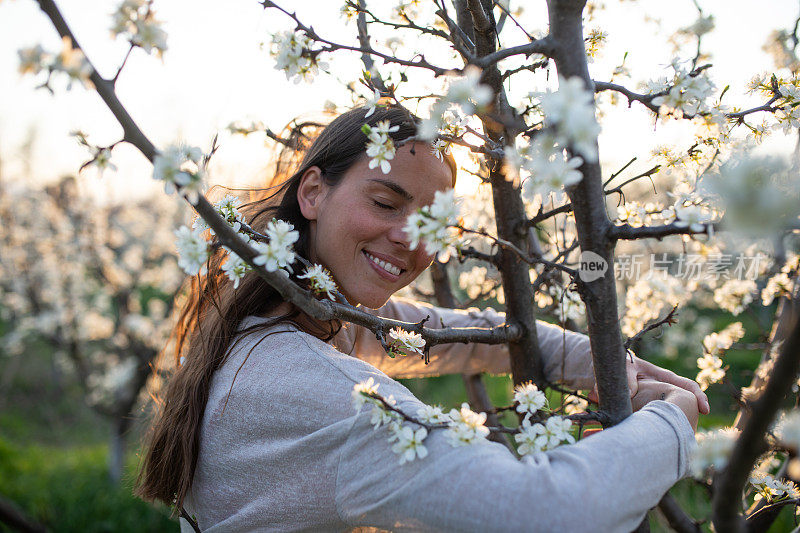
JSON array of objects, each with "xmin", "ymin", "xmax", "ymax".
[
  {"xmin": 333, "ymin": 295, "xmax": 596, "ymax": 389},
  {"xmin": 335, "ymin": 389, "xmax": 696, "ymax": 532}
]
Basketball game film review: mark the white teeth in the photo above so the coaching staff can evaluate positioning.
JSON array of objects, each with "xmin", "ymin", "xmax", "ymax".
[{"xmin": 365, "ymin": 252, "xmax": 401, "ymax": 276}]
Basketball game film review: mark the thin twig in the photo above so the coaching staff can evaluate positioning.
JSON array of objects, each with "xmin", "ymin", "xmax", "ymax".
[{"xmin": 624, "ymin": 305, "xmax": 679, "ymax": 350}]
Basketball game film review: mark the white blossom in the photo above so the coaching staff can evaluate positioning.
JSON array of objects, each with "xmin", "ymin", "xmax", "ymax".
[
  {"xmin": 696, "ymin": 353, "xmax": 725, "ymax": 390},
  {"xmin": 363, "ymin": 121, "xmax": 398, "ymax": 174},
  {"xmin": 430, "ymin": 139, "xmax": 450, "ymax": 162},
  {"xmin": 174, "ymin": 225, "xmax": 209, "ymax": 275},
  {"xmin": 691, "ymin": 428, "xmax": 739, "ymax": 478},
  {"xmin": 622, "ymin": 276, "xmax": 688, "ymax": 337},
  {"xmin": 298, "ymin": 264, "xmax": 337, "ymax": 300},
  {"xmin": 443, "ymin": 65, "xmax": 493, "ymax": 115},
  {"xmin": 193, "ymin": 194, "xmax": 244, "ymax": 234},
  {"xmin": 713, "ymin": 279, "xmax": 756, "ymax": 316},
  {"xmin": 775, "ymin": 411, "xmax": 800, "ymax": 452},
  {"xmin": 418, "ymin": 67, "xmax": 492, "ymax": 141},
  {"xmin": 779, "ymin": 82, "xmax": 800, "ymax": 101},
  {"xmin": 563, "ymin": 396, "xmax": 589, "ymax": 415},
  {"xmin": 700, "ymin": 153, "xmax": 799, "ymax": 236},
  {"xmin": 388, "ymin": 327, "xmax": 425, "ymax": 356},
  {"xmin": 672, "ymin": 202, "xmax": 713, "ymax": 232},
  {"xmin": 221, "ymin": 249, "xmax": 251, "ymax": 289},
  {"xmin": 762, "ymin": 256, "xmax": 798, "ymax": 305},
  {"xmin": 702, "ymin": 322, "xmax": 745, "ymax": 355},
  {"xmin": 269, "ymin": 30, "xmax": 325, "ymax": 83},
  {"xmin": 507, "ymin": 135, "xmax": 584, "ymax": 203},
  {"xmin": 363, "ymin": 88, "xmax": 382, "ymax": 117},
  {"xmin": 111, "ymin": 1, "xmax": 168, "ymax": 55},
  {"xmin": 17, "ymin": 44, "xmax": 49, "ymax": 76},
  {"xmin": 514, "ymin": 382, "xmax": 548, "ymax": 415},
  {"xmin": 252, "ymin": 219, "xmax": 299, "ymax": 272},
  {"xmin": 152, "ymin": 144, "xmax": 206, "ymax": 204},
  {"xmin": 515, "ymin": 415, "xmax": 576, "ymax": 456},
  {"xmin": 91, "ymin": 148, "xmax": 117, "ymax": 176},
  {"xmin": 403, "ymin": 189, "xmax": 461, "ymax": 259},
  {"xmin": 546, "ymin": 284, "xmax": 585, "ymax": 323},
  {"xmin": 370, "ymin": 395, "xmax": 399, "ymax": 429},
  {"xmin": 389, "ymin": 424, "xmax": 429, "ymax": 464},
  {"xmin": 750, "ymin": 470, "xmax": 800, "ymax": 502},
  {"xmin": 458, "ymin": 266, "xmax": 498, "ymax": 300},
  {"xmin": 416, "ymin": 404, "xmax": 450, "ymax": 424},
  {"xmin": 130, "ymin": 18, "xmax": 168, "ymax": 55},
  {"xmin": 683, "ymin": 15, "xmax": 715, "ymax": 37},
  {"xmin": 775, "ymin": 104, "xmax": 800, "ymax": 134},
  {"xmin": 351, "ymin": 377, "xmax": 379, "ymax": 410},
  {"xmin": 443, "ymin": 403, "xmax": 490, "ymax": 447},
  {"xmin": 651, "ymin": 59, "xmax": 715, "ymax": 118},
  {"xmin": 53, "ymin": 36, "xmax": 93, "ymax": 88},
  {"xmin": 537, "ymin": 76, "xmax": 600, "ymax": 162}
]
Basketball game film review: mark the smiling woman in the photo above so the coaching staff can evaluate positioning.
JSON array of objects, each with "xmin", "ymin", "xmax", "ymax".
[
  {"xmin": 134, "ymin": 105, "xmax": 701, "ymax": 532},
  {"xmin": 297, "ymin": 143, "xmax": 453, "ymax": 308}
]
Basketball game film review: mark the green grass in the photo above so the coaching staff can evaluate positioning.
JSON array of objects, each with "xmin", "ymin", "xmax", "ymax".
[{"xmin": 0, "ymin": 437, "xmax": 175, "ymax": 532}]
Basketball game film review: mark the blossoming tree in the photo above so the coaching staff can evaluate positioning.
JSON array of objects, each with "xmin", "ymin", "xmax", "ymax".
[
  {"xmin": 12, "ymin": 0, "xmax": 800, "ymax": 530},
  {"xmin": 0, "ymin": 173, "xmax": 184, "ymax": 483}
]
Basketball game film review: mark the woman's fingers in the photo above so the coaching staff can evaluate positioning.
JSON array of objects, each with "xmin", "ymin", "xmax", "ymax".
[
  {"xmin": 626, "ymin": 361, "xmax": 639, "ymax": 398},
  {"xmin": 635, "ymin": 358, "xmax": 711, "ymax": 415},
  {"xmin": 630, "ymin": 379, "xmax": 667, "ymax": 411}
]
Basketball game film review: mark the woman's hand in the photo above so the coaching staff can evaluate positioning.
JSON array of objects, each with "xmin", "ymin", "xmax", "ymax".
[
  {"xmin": 625, "ymin": 355, "xmax": 710, "ymax": 414},
  {"xmin": 587, "ymin": 354, "xmax": 710, "ymax": 415},
  {"xmin": 631, "ymin": 379, "xmax": 700, "ymax": 430}
]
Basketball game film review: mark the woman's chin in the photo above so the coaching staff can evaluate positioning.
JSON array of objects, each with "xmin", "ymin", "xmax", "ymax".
[{"xmin": 342, "ymin": 288, "xmax": 391, "ymax": 310}]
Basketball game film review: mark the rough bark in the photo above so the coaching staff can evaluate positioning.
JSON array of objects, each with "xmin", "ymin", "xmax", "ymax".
[
  {"xmin": 545, "ymin": 0, "xmax": 631, "ymax": 426},
  {"xmin": 712, "ymin": 303, "xmax": 800, "ymax": 532},
  {"xmin": 109, "ymin": 419, "xmax": 128, "ymax": 484},
  {"xmin": 459, "ymin": 0, "xmax": 547, "ymax": 388},
  {"xmin": 735, "ymin": 295, "xmax": 796, "ymax": 430}
]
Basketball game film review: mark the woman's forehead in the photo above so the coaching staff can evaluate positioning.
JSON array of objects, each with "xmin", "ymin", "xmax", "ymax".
[{"xmin": 384, "ymin": 143, "xmax": 454, "ymax": 191}]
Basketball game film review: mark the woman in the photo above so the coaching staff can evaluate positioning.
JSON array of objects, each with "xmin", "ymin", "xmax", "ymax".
[{"xmin": 136, "ymin": 106, "xmax": 707, "ymax": 531}]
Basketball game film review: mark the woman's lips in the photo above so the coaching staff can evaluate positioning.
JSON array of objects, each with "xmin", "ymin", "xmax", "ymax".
[{"xmin": 363, "ymin": 250, "xmax": 404, "ymax": 280}]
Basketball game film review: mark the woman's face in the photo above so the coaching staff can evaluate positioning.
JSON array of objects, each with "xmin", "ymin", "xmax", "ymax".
[{"xmin": 298, "ymin": 143, "xmax": 453, "ymax": 308}]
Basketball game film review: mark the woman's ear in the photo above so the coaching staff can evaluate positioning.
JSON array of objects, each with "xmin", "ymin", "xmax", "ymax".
[{"xmin": 297, "ymin": 166, "xmax": 325, "ymax": 221}]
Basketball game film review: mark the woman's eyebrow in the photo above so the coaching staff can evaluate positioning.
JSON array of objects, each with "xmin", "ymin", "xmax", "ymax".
[{"xmin": 368, "ymin": 178, "xmax": 413, "ymax": 201}]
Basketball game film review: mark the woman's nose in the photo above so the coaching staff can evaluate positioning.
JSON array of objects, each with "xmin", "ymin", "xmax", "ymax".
[{"xmin": 388, "ymin": 223, "xmax": 411, "ymax": 249}]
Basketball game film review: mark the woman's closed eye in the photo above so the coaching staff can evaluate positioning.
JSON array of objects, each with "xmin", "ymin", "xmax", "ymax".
[{"xmin": 373, "ymin": 199, "xmax": 396, "ymax": 210}]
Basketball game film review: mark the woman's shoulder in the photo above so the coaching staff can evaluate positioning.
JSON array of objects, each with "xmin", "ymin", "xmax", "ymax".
[
  {"xmin": 229, "ymin": 316, "xmax": 386, "ymax": 383},
  {"xmin": 213, "ymin": 316, "xmax": 417, "ymax": 414}
]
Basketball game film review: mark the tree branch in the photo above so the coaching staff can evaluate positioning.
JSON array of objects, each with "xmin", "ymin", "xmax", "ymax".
[
  {"xmin": 625, "ymin": 305, "xmax": 679, "ymax": 350},
  {"xmin": 34, "ymin": 0, "xmax": 523, "ymax": 357},
  {"xmin": 454, "ymin": 0, "xmax": 551, "ymax": 388},
  {"xmin": 595, "ymin": 80, "xmax": 783, "ymax": 122},
  {"xmin": 546, "ymin": 0, "xmax": 633, "ymax": 427},
  {"xmin": 471, "ymin": 37, "xmax": 557, "ymax": 68},
  {"xmin": 608, "ymin": 221, "xmax": 718, "ymax": 241},
  {"xmin": 656, "ymin": 493, "xmax": 702, "ymax": 533},
  {"xmin": 263, "ymin": 1, "xmax": 450, "ymax": 76},
  {"xmin": 712, "ymin": 305, "xmax": 800, "ymax": 532},
  {"xmin": 0, "ymin": 495, "xmax": 47, "ymax": 533}
]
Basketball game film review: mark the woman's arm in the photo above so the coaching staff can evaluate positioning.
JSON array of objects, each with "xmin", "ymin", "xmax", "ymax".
[
  {"xmin": 336, "ymin": 377, "xmax": 696, "ymax": 532},
  {"xmin": 333, "ymin": 296, "xmax": 595, "ymax": 389}
]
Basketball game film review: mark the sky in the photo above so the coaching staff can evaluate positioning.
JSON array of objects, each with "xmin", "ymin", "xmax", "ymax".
[{"xmin": 0, "ymin": 0, "xmax": 797, "ymax": 202}]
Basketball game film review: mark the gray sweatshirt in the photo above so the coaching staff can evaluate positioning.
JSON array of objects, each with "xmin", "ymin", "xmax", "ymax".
[{"xmin": 180, "ymin": 298, "xmax": 696, "ymax": 532}]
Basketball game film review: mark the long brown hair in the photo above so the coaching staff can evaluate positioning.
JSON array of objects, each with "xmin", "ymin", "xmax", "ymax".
[{"xmin": 134, "ymin": 105, "xmax": 455, "ymax": 513}]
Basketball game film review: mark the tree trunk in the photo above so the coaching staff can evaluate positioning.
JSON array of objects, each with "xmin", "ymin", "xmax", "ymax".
[
  {"xmin": 108, "ymin": 417, "xmax": 129, "ymax": 484},
  {"xmin": 461, "ymin": 0, "xmax": 548, "ymax": 389}
]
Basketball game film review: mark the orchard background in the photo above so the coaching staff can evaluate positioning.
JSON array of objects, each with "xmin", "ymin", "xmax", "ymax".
[{"xmin": 1, "ymin": 0, "xmax": 799, "ymax": 531}]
